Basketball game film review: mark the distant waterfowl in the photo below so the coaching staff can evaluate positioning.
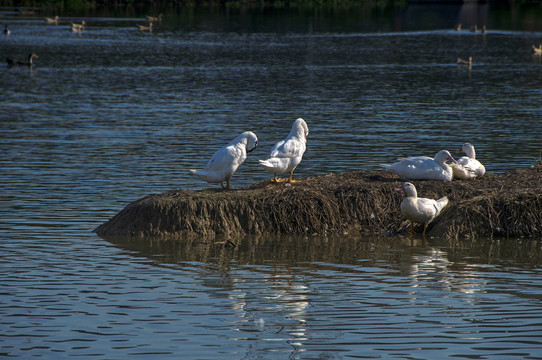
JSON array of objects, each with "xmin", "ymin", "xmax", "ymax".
[
  {"xmin": 70, "ymin": 20, "xmax": 86, "ymax": 31},
  {"xmin": 45, "ymin": 16, "xmax": 59, "ymax": 25},
  {"xmin": 396, "ymin": 182, "xmax": 449, "ymax": 236},
  {"xmin": 3, "ymin": 25, "xmax": 10, "ymax": 35},
  {"xmin": 137, "ymin": 22, "xmax": 153, "ymax": 32},
  {"xmin": 450, "ymin": 142, "xmax": 485, "ymax": 180},
  {"xmin": 145, "ymin": 14, "xmax": 163, "ymax": 23},
  {"xmin": 19, "ymin": 8, "xmax": 37, "ymax": 16},
  {"xmin": 6, "ymin": 52, "xmax": 38, "ymax": 66},
  {"xmin": 381, "ymin": 150, "xmax": 458, "ymax": 182},
  {"xmin": 470, "ymin": 25, "xmax": 478, "ymax": 32},
  {"xmin": 454, "ymin": 23, "xmax": 461, "ymax": 31},
  {"xmin": 70, "ymin": 21, "xmax": 85, "ymax": 34},
  {"xmin": 190, "ymin": 131, "xmax": 258, "ymax": 190},
  {"xmin": 457, "ymin": 56, "xmax": 472, "ymax": 66},
  {"xmin": 481, "ymin": 25, "xmax": 487, "ymax": 34},
  {"xmin": 532, "ymin": 45, "xmax": 542, "ymax": 55},
  {"xmin": 259, "ymin": 118, "xmax": 309, "ymax": 183}
]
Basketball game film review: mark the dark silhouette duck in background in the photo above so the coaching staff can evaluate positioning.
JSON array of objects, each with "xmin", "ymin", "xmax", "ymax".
[
  {"xmin": 457, "ymin": 56, "xmax": 472, "ymax": 66},
  {"xmin": 7, "ymin": 52, "xmax": 39, "ymax": 66},
  {"xmin": 145, "ymin": 14, "xmax": 163, "ymax": 23},
  {"xmin": 3, "ymin": 25, "xmax": 10, "ymax": 35}
]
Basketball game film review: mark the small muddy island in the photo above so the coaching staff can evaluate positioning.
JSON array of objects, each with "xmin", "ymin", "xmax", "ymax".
[{"xmin": 94, "ymin": 167, "xmax": 542, "ymax": 240}]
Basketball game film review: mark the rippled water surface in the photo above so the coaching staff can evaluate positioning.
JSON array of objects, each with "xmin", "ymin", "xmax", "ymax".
[{"xmin": 1, "ymin": 4, "xmax": 542, "ymax": 359}]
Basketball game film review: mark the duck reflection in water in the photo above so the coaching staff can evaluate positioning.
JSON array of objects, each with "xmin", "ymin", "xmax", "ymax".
[
  {"xmin": 409, "ymin": 248, "xmax": 487, "ymax": 299},
  {"xmin": 228, "ymin": 270, "xmax": 309, "ymax": 351}
]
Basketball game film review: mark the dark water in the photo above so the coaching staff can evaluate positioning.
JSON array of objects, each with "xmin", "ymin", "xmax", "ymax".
[{"xmin": 1, "ymin": 4, "xmax": 542, "ymax": 359}]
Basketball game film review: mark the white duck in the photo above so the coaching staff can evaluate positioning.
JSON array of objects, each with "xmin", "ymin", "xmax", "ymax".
[
  {"xmin": 137, "ymin": 23, "xmax": 153, "ymax": 32},
  {"xmin": 70, "ymin": 20, "xmax": 86, "ymax": 31},
  {"xmin": 45, "ymin": 16, "xmax": 60, "ymax": 25},
  {"xmin": 381, "ymin": 150, "xmax": 457, "ymax": 181},
  {"xmin": 259, "ymin": 118, "xmax": 309, "ymax": 183},
  {"xmin": 396, "ymin": 182, "xmax": 449, "ymax": 236},
  {"xmin": 190, "ymin": 131, "xmax": 258, "ymax": 190},
  {"xmin": 450, "ymin": 142, "xmax": 485, "ymax": 180}
]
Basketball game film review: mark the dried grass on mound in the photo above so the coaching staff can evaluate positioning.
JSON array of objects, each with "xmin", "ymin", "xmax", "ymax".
[{"xmin": 94, "ymin": 166, "xmax": 542, "ymax": 240}]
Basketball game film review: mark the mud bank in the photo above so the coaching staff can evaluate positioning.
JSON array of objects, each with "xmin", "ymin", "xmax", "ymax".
[{"xmin": 94, "ymin": 167, "xmax": 542, "ymax": 240}]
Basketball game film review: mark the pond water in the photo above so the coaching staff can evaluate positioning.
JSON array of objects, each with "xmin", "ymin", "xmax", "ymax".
[{"xmin": 1, "ymin": 4, "xmax": 542, "ymax": 359}]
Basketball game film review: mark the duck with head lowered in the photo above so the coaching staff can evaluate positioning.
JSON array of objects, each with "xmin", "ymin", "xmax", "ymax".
[{"xmin": 190, "ymin": 131, "xmax": 258, "ymax": 190}]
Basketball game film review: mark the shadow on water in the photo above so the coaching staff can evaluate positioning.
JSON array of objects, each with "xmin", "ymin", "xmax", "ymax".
[{"xmin": 105, "ymin": 234, "xmax": 542, "ymax": 269}]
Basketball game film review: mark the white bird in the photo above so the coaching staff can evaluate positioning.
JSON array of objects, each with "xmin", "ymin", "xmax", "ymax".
[
  {"xmin": 45, "ymin": 16, "xmax": 59, "ymax": 25},
  {"xmin": 450, "ymin": 142, "xmax": 485, "ymax": 180},
  {"xmin": 381, "ymin": 150, "xmax": 458, "ymax": 181},
  {"xmin": 137, "ymin": 23, "xmax": 153, "ymax": 32},
  {"xmin": 70, "ymin": 20, "xmax": 86, "ymax": 31},
  {"xmin": 259, "ymin": 118, "xmax": 309, "ymax": 183},
  {"xmin": 396, "ymin": 182, "xmax": 449, "ymax": 236},
  {"xmin": 190, "ymin": 131, "xmax": 258, "ymax": 190}
]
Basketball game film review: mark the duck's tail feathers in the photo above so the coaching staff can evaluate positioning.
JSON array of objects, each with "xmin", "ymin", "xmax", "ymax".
[
  {"xmin": 258, "ymin": 159, "xmax": 273, "ymax": 169},
  {"xmin": 379, "ymin": 164, "xmax": 391, "ymax": 170}
]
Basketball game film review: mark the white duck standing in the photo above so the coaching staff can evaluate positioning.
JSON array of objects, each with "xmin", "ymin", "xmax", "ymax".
[
  {"xmin": 450, "ymin": 142, "xmax": 485, "ymax": 180},
  {"xmin": 381, "ymin": 150, "xmax": 458, "ymax": 181},
  {"xmin": 259, "ymin": 118, "xmax": 309, "ymax": 183},
  {"xmin": 190, "ymin": 131, "xmax": 258, "ymax": 189},
  {"xmin": 396, "ymin": 182, "xmax": 449, "ymax": 236}
]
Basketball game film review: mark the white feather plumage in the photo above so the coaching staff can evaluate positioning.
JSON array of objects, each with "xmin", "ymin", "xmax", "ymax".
[
  {"xmin": 450, "ymin": 143, "xmax": 485, "ymax": 180},
  {"xmin": 381, "ymin": 150, "xmax": 457, "ymax": 181},
  {"xmin": 259, "ymin": 118, "xmax": 309, "ymax": 183},
  {"xmin": 190, "ymin": 131, "xmax": 258, "ymax": 189},
  {"xmin": 397, "ymin": 182, "xmax": 449, "ymax": 235}
]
